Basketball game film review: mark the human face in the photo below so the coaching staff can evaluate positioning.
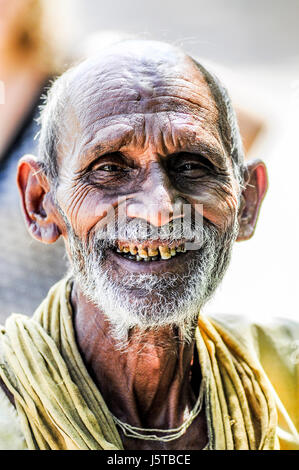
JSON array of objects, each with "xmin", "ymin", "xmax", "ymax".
[
  {"xmin": 57, "ymin": 45, "xmax": 240, "ymax": 248},
  {"xmin": 54, "ymin": 43, "xmax": 240, "ymax": 339}
]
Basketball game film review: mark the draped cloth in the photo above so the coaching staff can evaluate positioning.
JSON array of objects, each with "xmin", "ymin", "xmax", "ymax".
[
  {"xmin": 0, "ymin": 278, "xmax": 279, "ymax": 450},
  {"xmin": 196, "ymin": 317, "xmax": 279, "ymax": 449}
]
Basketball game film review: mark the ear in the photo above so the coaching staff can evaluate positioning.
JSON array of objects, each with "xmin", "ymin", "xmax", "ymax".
[
  {"xmin": 237, "ymin": 159, "xmax": 268, "ymax": 241},
  {"xmin": 17, "ymin": 154, "xmax": 62, "ymax": 244}
]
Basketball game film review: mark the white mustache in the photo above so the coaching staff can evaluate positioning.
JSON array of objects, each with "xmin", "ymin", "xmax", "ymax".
[{"xmin": 93, "ymin": 217, "xmax": 204, "ymax": 248}]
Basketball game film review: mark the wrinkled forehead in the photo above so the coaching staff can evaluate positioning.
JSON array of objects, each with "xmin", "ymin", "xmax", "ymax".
[{"xmin": 60, "ymin": 42, "xmax": 221, "ymax": 160}]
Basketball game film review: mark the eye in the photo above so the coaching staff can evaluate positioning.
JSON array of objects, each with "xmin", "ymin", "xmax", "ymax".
[
  {"xmin": 174, "ymin": 161, "xmax": 211, "ymax": 179},
  {"xmin": 169, "ymin": 152, "xmax": 216, "ymax": 180},
  {"xmin": 95, "ymin": 164, "xmax": 125, "ymax": 172},
  {"xmin": 178, "ymin": 163, "xmax": 200, "ymax": 171}
]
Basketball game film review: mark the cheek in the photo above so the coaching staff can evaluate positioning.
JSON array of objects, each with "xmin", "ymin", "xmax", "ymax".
[
  {"xmin": 58, "ymin": 184, "xmax": 119, "ymax": 239},
  {"xmin": 187, "ymin": 185, "xmax": 239, "ymax": 232}
]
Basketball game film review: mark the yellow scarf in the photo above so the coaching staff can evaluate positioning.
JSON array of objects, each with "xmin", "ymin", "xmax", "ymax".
[{"xmin": 0, "ymin": 278, "xmax": 279, "ymax": 450}]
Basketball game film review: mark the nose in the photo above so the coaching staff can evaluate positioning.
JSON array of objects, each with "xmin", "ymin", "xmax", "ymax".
[{"xmin": 126, "ymin": 164, "xmax": 185, "ymax": 227}]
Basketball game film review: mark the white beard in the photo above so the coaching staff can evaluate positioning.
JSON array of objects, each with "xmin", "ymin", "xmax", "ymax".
[{"xmin": 64, "ymin": 218, "xmax": 239, "ymax": 348}]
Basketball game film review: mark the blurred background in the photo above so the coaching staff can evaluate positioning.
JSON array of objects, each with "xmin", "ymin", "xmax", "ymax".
[{"xmin": 0, "ymin": 0, "xmax": 298, "ymax": 323}]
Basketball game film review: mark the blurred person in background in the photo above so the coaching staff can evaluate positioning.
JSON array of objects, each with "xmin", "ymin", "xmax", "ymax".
[{"xmin": 0, "ymin": 0, "xmax": 72, "ymax": 321}]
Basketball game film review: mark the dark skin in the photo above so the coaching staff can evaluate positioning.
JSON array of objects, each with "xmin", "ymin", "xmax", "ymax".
[{"xmin": 13, "ymin": 41, "xmax": 268, "ymax": 450}]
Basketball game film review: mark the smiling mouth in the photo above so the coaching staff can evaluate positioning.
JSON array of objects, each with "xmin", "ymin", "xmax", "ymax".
[{"xmin": 112, "ymin": 240, "xmax": 189, "ymax": 262}]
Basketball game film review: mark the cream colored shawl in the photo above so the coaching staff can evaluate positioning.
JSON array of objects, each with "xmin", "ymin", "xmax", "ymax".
[{"xmin": 0, "ymin": 278, "xmax": 279, "ymax": 450}]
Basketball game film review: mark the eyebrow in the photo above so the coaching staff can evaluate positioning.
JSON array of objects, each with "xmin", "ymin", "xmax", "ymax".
[
  {"xmin": 83, "ymin": 142, "xmax": 123, "ymax": 165},
  {"xmin": 77, "ymin": 127, "xmax": 135, "ymax": 170},
  {"xmin": 76, "ymin": 123, "xmax": 227, "ymax": 171},
  {"xmin": 181, "ymin": 141, "xmax": 227, "ymax": 169}
]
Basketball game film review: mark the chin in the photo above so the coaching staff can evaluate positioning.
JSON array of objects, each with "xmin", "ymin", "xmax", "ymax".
[
  {"xmin": 82, "ymin": 265, "xmax": 205, "ymax": 347},
  {"xmin": 67, "ymin": 218, "xmax": 239, "ymax": 346}
]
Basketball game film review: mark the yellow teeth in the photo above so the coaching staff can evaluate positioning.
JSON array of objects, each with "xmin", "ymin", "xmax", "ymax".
[
  {"xmin": 176, "ymin": 244, "xmax": 186, "ymax": 253},
  {"xmin": 148, "ymin": 247, "xmax": 159, "ymax": 257},
  {"xmin": 159, "ymin": 246, "xmax": 171, "ymax": 259},
  {"xmin": 116, "ymin": 242, "xmax": 187, "ymax": 260},
  {"xmin": 138, "ymin": 246, "xmax": 148, "ymax": 258},
  {"xmin": 129, "ymin": 245, "xmax": 138, "ymax": 255}
]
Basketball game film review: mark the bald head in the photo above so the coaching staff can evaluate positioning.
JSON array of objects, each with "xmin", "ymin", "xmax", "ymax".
[{"xmin": 38, "ymin": 40, "xmax": 244, "ymax": 187}]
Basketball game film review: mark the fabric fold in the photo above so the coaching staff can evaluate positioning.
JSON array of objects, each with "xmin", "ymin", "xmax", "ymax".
[
  {"xmin": 0, "ymin": 278, "xmax": 279, "ymax": 450},
  {"xmin": 196, "ymin": 316, "xmax": 279, "ymax": 449}
]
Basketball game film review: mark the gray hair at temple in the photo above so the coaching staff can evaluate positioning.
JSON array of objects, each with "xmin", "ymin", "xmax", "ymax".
[{"xmin": 37, "ymin": 41, "xmax": 245, "ymax": 189}]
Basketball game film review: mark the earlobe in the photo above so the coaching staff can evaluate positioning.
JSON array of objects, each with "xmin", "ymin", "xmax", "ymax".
[
  {"xmin": 17, "ymin": 154, "xmax": 61, "ymax": 244},
  {"xmin": 237, "ymin": 159, "xmax": 268, "ymax": 241}
]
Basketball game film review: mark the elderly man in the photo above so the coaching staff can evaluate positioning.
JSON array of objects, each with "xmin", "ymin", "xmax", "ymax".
[{"xmin": 0, "ymin": 40, "xmax": 298, "ymax": 451}]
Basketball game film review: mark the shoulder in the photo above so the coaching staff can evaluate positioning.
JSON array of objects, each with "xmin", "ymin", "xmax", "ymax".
[
  {"xmin": 208, "ymin": 312, "xmax": 299, "ymax": 435},
  {"xmin": 208, "ymin": 312, "xmax": 299, "ymax": 365}
]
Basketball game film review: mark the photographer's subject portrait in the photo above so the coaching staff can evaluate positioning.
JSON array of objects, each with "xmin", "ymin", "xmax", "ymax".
[{"xmin": 0, "ymin": 0, "xmax": 298, "ymax": 452}]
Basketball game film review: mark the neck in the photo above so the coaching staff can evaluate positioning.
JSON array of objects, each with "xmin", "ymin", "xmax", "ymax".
[{"xmin": 71, "ymin": 281, "xmax": 201, "ymax": 429}]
